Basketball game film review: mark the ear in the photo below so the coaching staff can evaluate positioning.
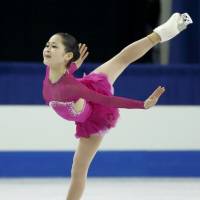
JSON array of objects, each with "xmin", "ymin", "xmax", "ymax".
[{"xmin": 64, "ymin": 52, "xmax": 73, "ymax": 62}]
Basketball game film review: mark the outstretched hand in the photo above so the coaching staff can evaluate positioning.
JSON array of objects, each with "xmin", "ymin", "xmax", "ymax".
[
  {"xmin": 144, "ymin": 86, "xmax": 165, "ymax": 109},
  {"xmin": 74, "ymin": 43, "xmax": 89, "ymax": 68}
]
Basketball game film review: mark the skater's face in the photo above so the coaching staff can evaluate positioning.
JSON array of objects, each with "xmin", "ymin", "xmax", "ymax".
[{"xmin": 43, "ymin": 34, "xmax": 73, "ymax": 68}]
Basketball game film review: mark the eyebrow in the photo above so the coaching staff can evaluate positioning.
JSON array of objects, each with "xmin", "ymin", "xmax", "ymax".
[{"xmin": 46, "ymin": 41, "xmax": 57, "ymax": 44}]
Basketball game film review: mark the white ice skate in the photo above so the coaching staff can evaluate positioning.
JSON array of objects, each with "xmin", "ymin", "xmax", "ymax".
[{"xmin": 154, "ymin": 13, "xmax": 193, "ymax": 42}]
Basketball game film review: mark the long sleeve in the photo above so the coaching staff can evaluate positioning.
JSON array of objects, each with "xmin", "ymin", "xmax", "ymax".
[
  {"xmin": 58, "ymin": 82, "xmax": 144, "ymax": 109},
  {"xmin": 43, "ymin": 66, "xmax": 144, "ymax": 109}
]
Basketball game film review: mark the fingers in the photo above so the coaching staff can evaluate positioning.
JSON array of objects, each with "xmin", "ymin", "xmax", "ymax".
[
  {"xmin": 78, "ymin": 43, "xmax": 89, "ymax": 60},
  {"xmin": 79, "ymin": 43, "xmax": 88, "ymax": 54},
  {"xmin": 144, "ymin": 86, "xmax": 166, "ymax": 109},
  {"xmin": 82, "ymin": 51, "xmax": 89, "ymax": 60},
  {"xmin": 150, "ymin": 86, "xmax": 165, "ymax": 99},
  {"xmin": 79, "ymin": 43, "xmax": 85, "ymax": 53},
  {"xmin": 155, "ymin": 86, "xmax": 165, "ymax": 98}
]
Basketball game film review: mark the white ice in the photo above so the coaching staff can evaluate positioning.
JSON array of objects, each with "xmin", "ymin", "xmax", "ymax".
[{"xmin": 0, "ymin": 178, "xmax": 200, "ymax": 200}]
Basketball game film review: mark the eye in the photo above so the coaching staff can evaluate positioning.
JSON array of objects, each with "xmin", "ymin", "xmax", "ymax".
[
  {"xmin": 52, "ymin": 45, "xmax": 57, "ymax": 48},
  {"xmin": 45, "ymin": 44, "xmax": 49, "ymax": 47}
]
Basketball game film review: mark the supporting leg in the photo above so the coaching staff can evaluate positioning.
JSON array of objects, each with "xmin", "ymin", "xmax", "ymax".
[{"xmin": 66, "ymin": 135, "xmax": 104, "ymax": 200}]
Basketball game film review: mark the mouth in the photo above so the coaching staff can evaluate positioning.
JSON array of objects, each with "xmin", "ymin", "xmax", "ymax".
[{"xmin": 44, "ymin": 55, "xmax": 51, "ymax": 59}]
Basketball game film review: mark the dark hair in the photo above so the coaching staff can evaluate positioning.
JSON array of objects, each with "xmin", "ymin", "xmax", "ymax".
[{"xmin": 56, "ymin": 32, "xmax": 80, "ymax": 64}]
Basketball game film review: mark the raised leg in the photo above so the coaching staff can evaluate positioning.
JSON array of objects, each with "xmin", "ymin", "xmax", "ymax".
[
  {"xmin": 91, "ymin": 33, "xmax": 160, "ymax": 85},
  {"xmin": 66, "ymin": 135, "xmax": 104, "ymax": 200},
  {"xmin": 91, "ymin": 13, "xmax": 192, "ymax": 85}
]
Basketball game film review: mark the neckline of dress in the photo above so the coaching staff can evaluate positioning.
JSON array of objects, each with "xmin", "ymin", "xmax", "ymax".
[{"xmin": 48, "ymin": 69, "xmax": 69, "ymax": 85}]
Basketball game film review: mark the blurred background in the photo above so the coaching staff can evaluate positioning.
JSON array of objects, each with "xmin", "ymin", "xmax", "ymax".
[{"xmin": 0, "ymin": 0, "xmax": 200, "ymax": 199}]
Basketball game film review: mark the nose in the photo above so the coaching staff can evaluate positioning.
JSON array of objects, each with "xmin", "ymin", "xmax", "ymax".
[{"xmin": 45, "ymin": 46, "xmax": 51, "ymax": 53}]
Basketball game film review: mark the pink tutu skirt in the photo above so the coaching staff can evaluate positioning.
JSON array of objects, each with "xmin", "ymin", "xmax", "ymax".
[{"xmin": 75, "ymin": 72, "xmax": 120, "ymax": 138}]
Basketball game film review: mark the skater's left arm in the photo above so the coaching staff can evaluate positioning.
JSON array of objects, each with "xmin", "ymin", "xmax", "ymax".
[
  {"xmin": 68, "ymin": 43, "xmax": 89, "ymax": 74},
  {"xmin": 74, "ymin": 43, "xmax": 89, "ymax": 69}
]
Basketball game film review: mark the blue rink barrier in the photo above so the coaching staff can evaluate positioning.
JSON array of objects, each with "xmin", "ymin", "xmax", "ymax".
[
  {"xmin": 0, "ymin": 151, "xmax": 200, "ymax": 177},
  {"xmin": 0, "ymin": 62, "xmax": 200, "ymax": 105}
]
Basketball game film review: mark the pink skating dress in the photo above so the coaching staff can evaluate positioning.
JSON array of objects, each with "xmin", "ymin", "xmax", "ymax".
[{"xmin": 43, "ymin": 63, "xmax": 145, "ymax": 138}]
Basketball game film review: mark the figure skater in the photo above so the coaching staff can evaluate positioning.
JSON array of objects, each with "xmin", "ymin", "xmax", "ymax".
[{"xmin": 42, "ymin": 13, "xmax": 193, "ymax": 200}]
